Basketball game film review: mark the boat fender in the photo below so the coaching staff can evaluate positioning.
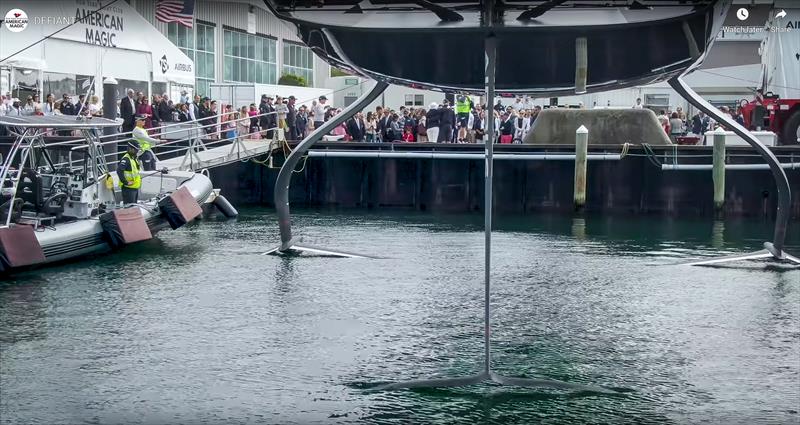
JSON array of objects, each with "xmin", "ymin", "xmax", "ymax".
[
  {"xmin": 100, "ymin": 207, "xmax": 153, "ymax": 249},
  {"xmin": 104, "ymin": 173, "xmax": 115, "ymax": 190},
  {"xmin": 212, "ymin": 195, "xmax": 238, "ymax": 218},
  {"xmin": 0, "ymin": 225, "xmax": 46, "ymax": 272},
  {"xmin": 157, "ymin": 186, "xmax": 202, "ymax": 230}
]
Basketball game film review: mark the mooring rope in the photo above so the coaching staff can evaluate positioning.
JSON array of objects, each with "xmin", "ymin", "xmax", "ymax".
[{"xmin": 641, "ymin": 143, "xmax": 663, "ymax": 167}]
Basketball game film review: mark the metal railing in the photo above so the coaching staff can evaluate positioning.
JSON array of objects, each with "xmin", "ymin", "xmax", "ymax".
[{"xmin": 8, "ymin": 108, "xmax": 293, "ymax": 173}]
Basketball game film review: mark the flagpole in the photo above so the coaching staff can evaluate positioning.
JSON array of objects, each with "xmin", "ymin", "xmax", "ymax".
[{"xmin": 74, "ymin": 77, "xmax": 95, "ymax": 118}]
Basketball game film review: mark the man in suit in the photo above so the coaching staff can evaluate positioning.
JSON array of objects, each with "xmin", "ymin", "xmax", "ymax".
[
  {"xmin": 158, "ymin": 94, "xmax": 174, "ymax": 124},
  {"xmin": 57, "ymin": 94, "xmax": 76, "ymax": 135},
  {"xmin": 380, "ymin": 109, "xmax": 392, "ymax": 142},
  {"xmin": 189, "ymin": 94, "xmax": 201, "ymax": 121},
  {"xmin": 286, "ymin": 95, "xmax": 297, "ymax": 140},
  {"xmin": 199, "ymin": 97, "xmax": 214, "ymax": 137},
  {"xmin": 347, "ymin": 112, "xmax": 365, "ymax": 142},
  {"xmin": 120, "ymin": 89, "xmax": 137, "ymax": 133},
  {"xmin": 258, "ymin": 94, "xmax": 275, "ymax": 139},
  {"xmin": 438, "ymin": 102, "xmax": 456, "ymax": 143},
  {"xmin": 150, "ymin": 95, "xmax": 163, "ymax": 132}
]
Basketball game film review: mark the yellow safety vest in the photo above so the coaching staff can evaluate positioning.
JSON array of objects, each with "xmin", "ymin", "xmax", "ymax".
[
  {"xmin": 133, "ymin": 127, "xmax": 152, "ymax": 151},
  {"xmin": 122, "ymin": 153, "xmax": 142, "ymax": 189},
  {"xmin": 456, "ymin": 98, "xmax": 471, "ymax": 114}
]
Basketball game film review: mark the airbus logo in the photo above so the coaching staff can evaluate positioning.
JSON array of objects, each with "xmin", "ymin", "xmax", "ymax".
[{"xmin": 159, "ymin": 55, "xmax": 168, "ymax": 74}]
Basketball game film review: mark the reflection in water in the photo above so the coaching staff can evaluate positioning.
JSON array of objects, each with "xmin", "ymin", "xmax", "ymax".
[
  {"xmin": 0, "ymin": 279, "xmax": 48, "ymax": 344},
  {"xmin": 571, "ymin": 217, "xmax": 586, "ymax": 240},
  {"xmin": 0, "ymin": 209, "xmax": 798, "ymax": 424},
  {"xmin": 711, "ymin": 220, "xmax": 725, "ymax": 249}
]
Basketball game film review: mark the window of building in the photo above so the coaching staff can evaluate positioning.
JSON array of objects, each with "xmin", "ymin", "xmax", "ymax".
[
  {"xmin": 404, "ymin": 94, "xmax": 424, "ymax": 106},
  {"xmin": 0, "ymin": 67, "xmax": 10, "ymax": 96},
  {"xmin": 116, "ymin": 79, "xmax": 149, "ymax": 102},
  {"xmin": 282, "ymin": 42, "xmax": 314, "ymax": 86},
  {"xmin": 43, "ymin": 72, "xmax": 75, "ymax": 99},
  {"xmin": 12, "ymin": 69, "xmax": 39, "ymax": 100},
  {"xmin": 223, "ymin": 29, "xmax": 277, "ymax": 85},
  {"xmin": 166, "ymin": 22, "xmax": 216, "ymax": 98},
  {"xmin": 644, "ymin": 94, "xmax": 670, "ymax": 107}
]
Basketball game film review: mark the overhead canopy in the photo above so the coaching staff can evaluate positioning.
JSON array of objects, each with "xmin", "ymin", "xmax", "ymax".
[{"xmin": 0, "ymin": 0, "xmax": 193, "ymax": 86}]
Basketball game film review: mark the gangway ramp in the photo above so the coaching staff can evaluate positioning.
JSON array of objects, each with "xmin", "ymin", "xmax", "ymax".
[{"xmin": 158, "ymin": 138, "xmax": 277, "ymax": 171}]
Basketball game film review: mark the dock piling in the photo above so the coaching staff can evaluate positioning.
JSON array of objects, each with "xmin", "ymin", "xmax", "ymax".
[
  {"xmin": 712, "ymin": 127, "xmax": 726, "ymax": 216},
  {"xmin": 575, "ymin": 37, "xmax": 588, "ymax": 94},
  {"xmin": 103, "ymin": 78, "xmax": 120, "ymax": 162},
  {"xmin": 574, "ymin": 125, "xmax": 589, "ymax": 210}
]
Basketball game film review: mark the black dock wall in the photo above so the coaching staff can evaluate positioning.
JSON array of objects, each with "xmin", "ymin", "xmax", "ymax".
[{"xmin": 209, "ymin": 144, "xmax": 800, "ymax": 219}]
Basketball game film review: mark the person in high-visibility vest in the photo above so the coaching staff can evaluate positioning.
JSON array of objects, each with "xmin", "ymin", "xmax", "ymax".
[
  {"xmin": 132, "ymin": 114, "xmax": 160, "ymax": 171},
  {"xmin": 455, "ymin": 95, "xmax": 473, "ymax": 143},
  {"xmin": 117, "ymin": 140, "xmax": 142, "ymax": 204}
]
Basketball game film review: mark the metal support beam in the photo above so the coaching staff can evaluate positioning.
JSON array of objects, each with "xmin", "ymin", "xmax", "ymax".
[
  {"xmin": 306, "ymin": 151, "xmax": 623, "ymax": 161},
  {"xmin": 669, "ymin": 76, "xmax": 797, "ymax": 265},
  {"xmin": 661, "ymin": 162, "xmax": 800, "ymax": 171}
]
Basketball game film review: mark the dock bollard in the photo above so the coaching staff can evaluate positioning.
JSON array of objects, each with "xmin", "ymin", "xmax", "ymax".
[
  {"xmin": 712, "ymin": 127, "xmax": 726, "ymax": 216},
  {"xmin": 574, "ymin": 125, "xmax": 589, "ymax": 210}
]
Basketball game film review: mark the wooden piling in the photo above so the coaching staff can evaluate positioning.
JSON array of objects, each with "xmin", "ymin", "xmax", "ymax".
[
  {"xmin": 575, "ymin": 37, "xmax": 588, "ymax": 94},
  {"xmin": 712, "ymin": 127, "xmax": 726, "ymax": 217},
  {"xmin": 574, "ymin": 125, "xmax": 589, "ymax": 210}
]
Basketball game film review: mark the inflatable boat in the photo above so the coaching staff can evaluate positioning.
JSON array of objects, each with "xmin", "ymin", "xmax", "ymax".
[{"xmin": 0, "ymin": 116, "xmax": 217, "ymax": 273}]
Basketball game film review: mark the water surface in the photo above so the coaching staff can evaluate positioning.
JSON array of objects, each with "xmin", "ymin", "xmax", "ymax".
[{"xmin": 1, "ymin": 210, "xmax": 798, "ymax": 424}]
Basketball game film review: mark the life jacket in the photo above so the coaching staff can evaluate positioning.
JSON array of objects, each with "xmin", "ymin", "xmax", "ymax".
[
  {"xmin": 455, "ymin": 97, "xmax": 471, "ymax": 114},
  {"xmin": 121, "ymin": 153, "xmax": 142, "ymax": 189},
  {"xmin": 133, "ymin": 126, "xmax": 153, "ymax": 152}
]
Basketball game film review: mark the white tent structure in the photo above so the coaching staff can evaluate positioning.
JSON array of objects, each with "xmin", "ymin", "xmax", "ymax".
[{"xmin": 0, "ymin": 0, "xmax": 194, "ymax": 101}]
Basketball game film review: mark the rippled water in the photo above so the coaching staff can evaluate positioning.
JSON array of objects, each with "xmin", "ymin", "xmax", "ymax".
[{"xmin": 1, "ymin": 210, "xmax": 798, "ymax": 424}]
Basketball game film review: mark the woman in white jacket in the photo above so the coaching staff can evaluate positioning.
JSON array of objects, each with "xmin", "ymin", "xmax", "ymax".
[
  {"xmin": 514, "ymin": 111, "xmax": 525, "ymax": 143},
  {"xmin": 480, "ymin": 110, "xmax": 500, "ymax": 143},
  {"xmin": 521, "ymin": 110, "xmax": 532, "ymax": 141}
]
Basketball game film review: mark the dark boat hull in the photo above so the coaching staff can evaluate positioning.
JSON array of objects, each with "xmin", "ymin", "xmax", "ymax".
[{"xmin": 264, "ymin": 1, "xmax": 730, "ymax": 95}]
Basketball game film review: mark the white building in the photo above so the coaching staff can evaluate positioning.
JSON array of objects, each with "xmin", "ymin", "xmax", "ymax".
[
  {"xmin": 0, "ymin": 0, "xmax": 330, "ymax": 105},
  {"xmin": 0, "ymin": 0, "xmax": 194, "ymax": 103},
  {"xmin": 129, "ymin": 0, "xmax": 329, "ymax": 100}
]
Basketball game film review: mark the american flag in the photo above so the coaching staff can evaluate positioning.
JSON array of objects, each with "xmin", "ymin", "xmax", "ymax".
[{"xmin": 156, "ymin": 0, "xmax": 195, "ymax": 28}]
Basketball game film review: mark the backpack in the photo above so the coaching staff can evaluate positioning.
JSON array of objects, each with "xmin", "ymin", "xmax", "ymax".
[{"xmin": 417, "ymin": 121, "xmax": 427, "ymax": 136}]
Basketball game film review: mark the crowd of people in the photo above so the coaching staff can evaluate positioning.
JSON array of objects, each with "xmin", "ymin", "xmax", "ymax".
[
  {"xmin": 0, "ymin": 92, "xmax": 103, "ymax": 118},
  {"xmin": 2, "ymin": 89, "xmax": 749, "ymax": 145},
  {"xmin": 120, "ymin": 91, "xmax": 550, "ymax": 144},
  {"xmin": 119, "ymin": 89, "xmax": 330, "ymax": 142},
  {"xmin": 294, "ymin": 94, "xmax": 547, "ymax": 144},
  {"xmin": 0, "ymin": 91, "xmax": 105, "ymax": 136},
  {"xmin": 118, "ymin": 89, "xmax": 202, "ymax": 134},
  {"xmin": 646, "ymin": 99, "xmax": 746, "ymax": 143}
]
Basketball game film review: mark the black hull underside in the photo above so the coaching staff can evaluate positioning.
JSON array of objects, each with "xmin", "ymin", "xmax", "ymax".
[{"xmin": 265, "ymin": 1, "xmax": 727, "ymax": 95}]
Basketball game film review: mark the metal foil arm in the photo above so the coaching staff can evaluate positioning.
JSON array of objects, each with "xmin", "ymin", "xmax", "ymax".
[
  {"xmin": 669, "ymin": 76, "xmax": 797, "ymax": 265},
  {"xmin": 265, "ymin": 81, "xmax": 389, "ymax": 256}
]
